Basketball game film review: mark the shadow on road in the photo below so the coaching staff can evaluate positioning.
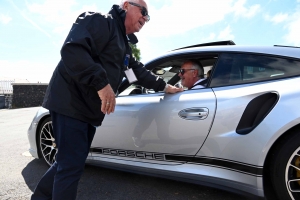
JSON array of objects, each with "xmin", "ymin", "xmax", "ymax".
[
  {"xmin": 21, "ymin": 159, "xmax": 49, "ymax": 192},
  {"xmin": 22, "ymin": 159, "xmax": 253, "ymax": 200}
]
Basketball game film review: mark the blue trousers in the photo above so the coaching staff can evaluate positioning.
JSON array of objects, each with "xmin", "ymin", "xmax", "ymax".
[{"xmin": 31, "ymin": 111, "xmax": 96, "ymax": 200}]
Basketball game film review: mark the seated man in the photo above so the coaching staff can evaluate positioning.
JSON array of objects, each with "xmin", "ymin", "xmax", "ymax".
[{"xmin": 178, "ymin": 59, "xmax": 207, "ymax": 89}]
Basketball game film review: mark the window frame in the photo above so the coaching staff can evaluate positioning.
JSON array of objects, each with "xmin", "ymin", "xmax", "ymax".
[
  {"xmin": 118, "ymin": 53, "xmax": 219, "ymax": 96},
  {"xmin": 209, "ymin": 52, "xmax": 300, "ymax": 88}
]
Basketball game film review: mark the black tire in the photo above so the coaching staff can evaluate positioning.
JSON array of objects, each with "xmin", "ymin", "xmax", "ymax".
[
  {"xmin": 270, "ymin": 131, "xmax": 300, "ymax": 200},
  {"xmin": 37, "ymin": 116, "xmax": 57, "ymax": 166}
]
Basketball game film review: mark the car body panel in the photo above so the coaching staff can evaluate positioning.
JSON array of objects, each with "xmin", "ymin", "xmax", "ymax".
[
  {"xmin": 27, "ymin": 107, "xmax": 49, "ymax": 158},
  {"xmin": 199, "ymin": 77, "xmax": 300, "ymax": 166},
  {"xmin": 91, "ymin": 88, "xmax": 216, "ymax": 157},
  {"xmin": 88, "ymin": 155, "xmax": 264, "ymax": 197}
]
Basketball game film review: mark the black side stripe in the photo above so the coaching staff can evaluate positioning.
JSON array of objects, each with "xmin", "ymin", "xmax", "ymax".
[
  {"xmin": 166, "ymin": 155, "xmax": 263, "ymax": 176},
  {"xmin": 90, "ymin": 148, "xmax": 263, "ymax": 176}
]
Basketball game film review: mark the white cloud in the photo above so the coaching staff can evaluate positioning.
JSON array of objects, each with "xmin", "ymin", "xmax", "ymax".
[
  {"xmin": 284, "ymin": 12, "xmax": 300, "ymax": 46},
  {"xmin": 0, "ymin": 60, "xmax": 54, "ymax": 83},
  {"xmin": 0, "ymin": 14, "xmax": 12, "ymax": 24},
  {"xmin": 217, "ymin": 25, "xmax": 234, "ymax": 40},
  {"xmin": 26, "ymin": 0, "xmax": 99, "ymax": 35},
  {"xmin": 8, "ymin": 0, "xmax": 52, "ymax": 38},
  {"xmin": 265, "ymin": 6, "xmax": 300, "ymax": 46},
  {"xmin": 204, "ymin": 33, "xmax": 217, "ymax": 42},
  {"xmin": 265, "ymin": 13, "xmax": 289, "ymax": 24},
  {"xmin": 137, "ymin": 0, "xmax": 264, "ymax": 62},
  {"xmin": 232, "ymin": 0, "xmax": 261, "ymax": 18},
  {"xmin": 133, "ymin": 0, "xmax": 237, "ymax": 62},
  {"xmin": 140, "ymin": 0, "xmax": 235, "ymax": 38},
  {"xmin": 26, "ymin": 0, "xmax": 77, "ymax": 34},
  {"xmin": 245, "ymin": 4, "xmax": 261, "ymax": 18},
  {"xmin": 139, "ymin": 0, "xmax": 261, "ymax": 39}
]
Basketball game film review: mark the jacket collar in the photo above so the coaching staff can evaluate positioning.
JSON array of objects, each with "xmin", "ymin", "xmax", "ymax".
[{"xmin": 109, "ymin": 5, "xmax": 138, "ymax": 45}]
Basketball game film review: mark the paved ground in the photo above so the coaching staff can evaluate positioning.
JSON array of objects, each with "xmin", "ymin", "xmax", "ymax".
[{"xmin": 0, "ymin": 107, "xmax": 260, "ymax": 200}]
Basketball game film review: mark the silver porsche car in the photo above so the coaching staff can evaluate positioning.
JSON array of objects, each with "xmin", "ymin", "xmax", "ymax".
[{"xmin": 27, "ymin": 41, "xmax": 300, "ymax": 200}]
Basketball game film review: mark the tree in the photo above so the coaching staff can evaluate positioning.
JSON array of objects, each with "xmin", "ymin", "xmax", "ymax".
[{"xmin": 129, "ymin": 43, "xmax": 141, "ymax": 61}]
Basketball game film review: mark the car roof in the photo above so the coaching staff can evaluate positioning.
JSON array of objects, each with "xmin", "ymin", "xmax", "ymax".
[{"xmin": 150, "ymin": 45, "xmax": 300, "ymax": 62}]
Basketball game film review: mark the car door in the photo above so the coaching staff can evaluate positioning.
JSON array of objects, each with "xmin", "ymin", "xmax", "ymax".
[{"xmin": 91, "ymin": 88, "xmax": 216, "ymax": 158}]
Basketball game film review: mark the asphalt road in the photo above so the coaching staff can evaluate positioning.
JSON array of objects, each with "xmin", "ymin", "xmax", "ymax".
[{"xmin": 0, "ymin": 107, "xmax": 259, "ymax": 200}]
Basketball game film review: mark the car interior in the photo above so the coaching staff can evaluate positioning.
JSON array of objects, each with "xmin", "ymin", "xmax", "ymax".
[{"xmin": 118, "ymin": 56, "xmax": 218, "ymax": 96}]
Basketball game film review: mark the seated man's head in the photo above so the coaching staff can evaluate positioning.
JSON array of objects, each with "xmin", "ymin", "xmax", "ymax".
[{"xmin": 178, "ymin": 59, "xmax": 204, "ymax": 89}]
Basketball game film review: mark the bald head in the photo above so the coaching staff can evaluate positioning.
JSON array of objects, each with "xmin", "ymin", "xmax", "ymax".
[
  {"xmin": 120, "ymin": 0, "xmax": 140, "ymax": 7},
  {"xmin": 120, "ymin": 0, "xmax": 149, "ymax": 34}
]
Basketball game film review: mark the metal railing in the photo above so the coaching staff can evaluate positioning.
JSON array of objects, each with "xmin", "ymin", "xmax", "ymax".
[{"xmin": 0, "ymin": 80, "xmax": 14, "ymax": 94}]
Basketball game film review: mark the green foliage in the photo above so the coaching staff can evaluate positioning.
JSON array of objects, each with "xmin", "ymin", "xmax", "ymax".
[{"xmin": 129, "ymin": 43, "xmax": 141, "ymax": 61}]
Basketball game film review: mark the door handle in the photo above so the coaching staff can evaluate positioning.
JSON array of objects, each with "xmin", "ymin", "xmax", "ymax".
[{"xmin": 178, "ymin": 108, "xmax": 209, "ymax": 120}]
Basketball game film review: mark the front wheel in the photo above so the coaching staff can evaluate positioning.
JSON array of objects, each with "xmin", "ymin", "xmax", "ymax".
[
  {"xmin": 37, "ymin": 116, "xmax": 57, "ymax": 166},
  {"xmin": 270, "ymin": 130, "xmax": 300, "ymax": 200}
]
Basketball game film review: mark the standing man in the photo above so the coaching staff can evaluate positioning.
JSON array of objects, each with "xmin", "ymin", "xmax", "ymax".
[
  {"xmin": 178, "ymin": 59, "xmax": 207, "ymax": 89},
  {"xmin": 31, "ymin": 1, "xmax": 182, "ymax": 199}
]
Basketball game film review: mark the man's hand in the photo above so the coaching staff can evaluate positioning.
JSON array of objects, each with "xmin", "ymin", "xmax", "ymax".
[
  {"xmin": 165, "ymin": 84, "xmax": 184, "ymax": 94},
  {"xmin": 97, "ymin": 84, "xmax": 116, "ymax": 115}
]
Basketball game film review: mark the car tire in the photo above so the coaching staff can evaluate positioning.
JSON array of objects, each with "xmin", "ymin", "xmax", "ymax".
[
  {"xmin": 37, "ymin": 116, "xmax": 57, "ymax": 166},
  {"xmin": 270, "ymin": 130, "xmax": 300, "ymax": 200}
]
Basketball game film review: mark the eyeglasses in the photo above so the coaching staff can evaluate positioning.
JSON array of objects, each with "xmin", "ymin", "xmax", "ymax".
[
  {"xmin": 178, "ymin": 69, "xmax": 195, "ymax": 75},
  {"xmin": 128, "ymin": 2, "xmax": 150, "ymax": 22}
]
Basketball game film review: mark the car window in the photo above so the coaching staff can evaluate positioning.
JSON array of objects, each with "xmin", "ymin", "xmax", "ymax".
[
  {"xmin": 210, "ymin": 53, "xmax": 300, "ymax": 87},
  {"xmin": 118, "ymin": 84, "xmax": 138, "ymax": 96},
  {"xmin": 118, "ymin": 55, "xmax": 218, "ymax": 96},
  {"xmin": 144, "ymin": 66, "xmax": 179, "ymax": 94},
  {"xmin": 118, "ymin": 66, "xmax": 178, "ymax": 96}
]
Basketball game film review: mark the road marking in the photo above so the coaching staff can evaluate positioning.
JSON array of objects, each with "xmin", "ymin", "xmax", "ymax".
[{"xmin": 22, "ymin": 151, "xmax": 32, "ymax": 157}]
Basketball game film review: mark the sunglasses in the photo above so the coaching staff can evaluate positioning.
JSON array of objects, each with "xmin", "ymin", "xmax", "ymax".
[
  {"xmin": 178, "ymin": 69, "xmax": 195, "ymax": 75},
  {"xmin": 128, "ymin": 2, "xmax": 150, "ymax": 22}
]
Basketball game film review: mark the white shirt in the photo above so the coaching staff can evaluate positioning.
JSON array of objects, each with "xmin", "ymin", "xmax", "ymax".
[{"xmin": 191, "ymin": 78, "xmax": 207, "ymax": 89}]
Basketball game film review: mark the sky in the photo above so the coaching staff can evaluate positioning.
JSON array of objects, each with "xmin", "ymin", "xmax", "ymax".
[{"xmin": 0, "ymin": 0, "xmax": 300, "ymax": 83}]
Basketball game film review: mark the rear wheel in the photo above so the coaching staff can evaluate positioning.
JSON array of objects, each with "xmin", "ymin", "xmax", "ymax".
[
  {"xmin": 270, "ymin": 131, "xmax": 300, "ymax": 200},
  {"xmin": 37, "ymin": 116, "xmax": 57, "ymax": 166}
]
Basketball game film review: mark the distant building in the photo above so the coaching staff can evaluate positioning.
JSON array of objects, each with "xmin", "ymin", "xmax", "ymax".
[
  {"xmin": 0, "ymin": 78, "xmax": 31, "ymax": 109},
  {"xmin": 0, "ymin": 78, "xmax": 30, "ymax": 94},
  {"xmin": 0, "ymin": 80, "xmax": 14, "ymax": 94}
]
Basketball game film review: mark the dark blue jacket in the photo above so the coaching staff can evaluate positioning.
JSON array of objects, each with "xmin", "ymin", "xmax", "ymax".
[{"xmin": 42, "ymin": 5, "xmax": 166, "ymax": 126}]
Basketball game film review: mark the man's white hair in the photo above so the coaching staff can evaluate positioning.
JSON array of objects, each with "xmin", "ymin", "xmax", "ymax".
[
  {"xmin": 120, "ymin": 0, "xmax": 140, "ymax": 8},
  {"xmin": 182, "ymin": 60, "xmax": 204, "ymax": 78}
]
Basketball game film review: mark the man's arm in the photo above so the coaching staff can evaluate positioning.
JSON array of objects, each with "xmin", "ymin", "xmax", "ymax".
[
  {"xmin": 61, "ymin": 13, "xmax": 111, "ymax": 92},
  {"xmin": 61, "ymin": 13, "xmax": 116, "ymax": 114},
  {"xmin": 128, "ymin": 52, "xmax": 182, "ymax": 93}
]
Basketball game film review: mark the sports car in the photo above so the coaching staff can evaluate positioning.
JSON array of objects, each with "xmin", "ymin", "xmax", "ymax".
[{"xmin": 27, "ymin": 41, "xmax": 300, "ymax": 200}]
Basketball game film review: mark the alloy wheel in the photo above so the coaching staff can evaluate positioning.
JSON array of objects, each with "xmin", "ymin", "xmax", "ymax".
[
  {"xmin": 286, "ymin": 146, "xmax": 300, "ymax": 200},
  {"xmin": 39, "ymin": 119, "xmax": 57, "ymax": 166}
]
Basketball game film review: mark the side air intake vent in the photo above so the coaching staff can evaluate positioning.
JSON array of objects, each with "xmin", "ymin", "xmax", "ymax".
[{"xmin": 236, "ymin": 92, "xmax": 279, "ymax": 135}]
